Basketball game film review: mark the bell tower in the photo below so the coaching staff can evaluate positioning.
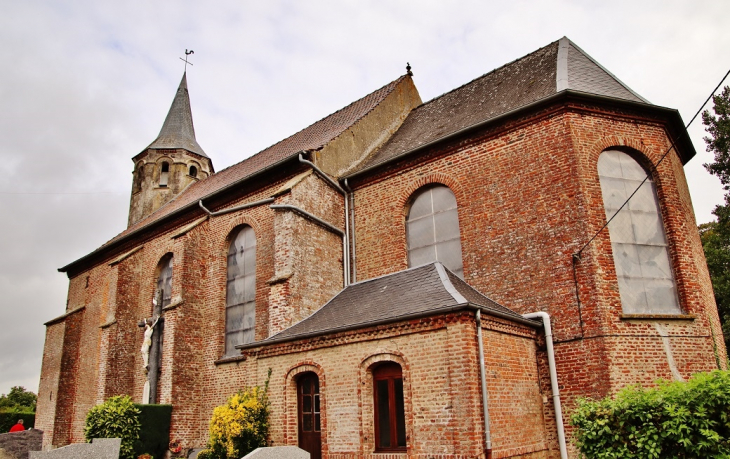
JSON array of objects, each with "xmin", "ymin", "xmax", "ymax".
[{"xmin": 128, "ymin": 72, "xmax": 214, "ymax": 227}]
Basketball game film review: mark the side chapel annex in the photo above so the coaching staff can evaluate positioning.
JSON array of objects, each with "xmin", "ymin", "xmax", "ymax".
[{"xmin": 37, "ymin": 38, "xmax": 726, "ymax": 459}]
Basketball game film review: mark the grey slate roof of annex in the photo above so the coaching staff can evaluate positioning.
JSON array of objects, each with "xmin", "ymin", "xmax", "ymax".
[
  {"xmin": 240, "ymin": 263, "xmax": 534, "ymax": 348},
  {"xmin": 348, "ymin": 37, "xmax": 649, "ymax": 176},
  {"xmin": 145, "ymin": 72, "xmax": 208, "ymax": 158}
]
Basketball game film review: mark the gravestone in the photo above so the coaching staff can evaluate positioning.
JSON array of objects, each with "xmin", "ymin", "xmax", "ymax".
[
  {"xmin": 242, "ymin": 446, "xmax": 309, "ymax": 459},
  {"xmin": 0, "ymin": 429, "xmax": 43, "ymax": 459},
  {"xmin": 28, "ymin": 438, "xmax": 120, "ymax": 459}
]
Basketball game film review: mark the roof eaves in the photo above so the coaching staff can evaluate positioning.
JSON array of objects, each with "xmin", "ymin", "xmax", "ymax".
[
  {"xmin": 344, "ymin": 89, "xmax": 694, "ymax": 183},
  {"xmin": 236, "ymin": 302, "xmax": 541, "ymax": 351}
]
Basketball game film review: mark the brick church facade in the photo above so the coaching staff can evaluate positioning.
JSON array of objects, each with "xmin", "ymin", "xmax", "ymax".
[{"xmin": 36, "ymin": 38, "xmax": 726, "ymax": 458}]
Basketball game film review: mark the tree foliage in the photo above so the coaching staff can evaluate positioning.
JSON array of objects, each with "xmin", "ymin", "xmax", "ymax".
[
  {"xmin": 571, "ymin": 371, "xmax": 730, "ymax": 458},
  {"xmin": 84, "ymin": 395, "xmax": 141, "ymax": 459},
  {"xmin": 198, "ymin": 374, "xmax": 271, "ymax": 459},
  {"xmin": 0, "ymin": 386, "xmax": 36, "ymax": 412},
  {"xmin": 702, "ymin": 86, "xmax": 730, "ymax": 353},
  {"xmin": 703, "ymin": 86, "xmax": 730, "ymax": 189}
]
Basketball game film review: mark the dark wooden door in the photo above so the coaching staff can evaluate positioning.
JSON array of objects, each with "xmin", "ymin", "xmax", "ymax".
[{"xmin": 297, "ymin": 373, "xmax": 321, "ymax": 459}]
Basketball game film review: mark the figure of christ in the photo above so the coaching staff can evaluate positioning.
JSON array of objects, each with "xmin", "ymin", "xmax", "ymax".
[{"xmin": 141, "ymin": 315, "xmax": 160, "ymax": 371}]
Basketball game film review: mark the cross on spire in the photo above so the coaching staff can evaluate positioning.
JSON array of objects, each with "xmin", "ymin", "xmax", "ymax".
[{"xmin": 180, "ymin": 49, "xmax": 194, "ymax": 72}]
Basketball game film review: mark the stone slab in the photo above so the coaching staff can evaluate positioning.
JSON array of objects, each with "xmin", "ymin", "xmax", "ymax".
[
  {"xmin": 242, "ymin": 446, "xmax": 309, "ymax": 459},
  {"xmin": 29, "ymin": 438, "xmax": 120, "ymax": 459}
]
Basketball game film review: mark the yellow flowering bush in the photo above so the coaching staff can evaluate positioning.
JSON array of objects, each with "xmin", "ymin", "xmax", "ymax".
[{"xmin": 198, "ymin": 374, "xmax": 270, "ymax": 459}]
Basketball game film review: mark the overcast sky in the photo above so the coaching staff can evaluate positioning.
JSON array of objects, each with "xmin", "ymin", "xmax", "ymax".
[{"xmin": 1, "ymin": 0, "xmax": 729, "ymax": 397}]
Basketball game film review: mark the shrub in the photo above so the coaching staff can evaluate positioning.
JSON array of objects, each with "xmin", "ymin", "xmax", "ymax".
[
  {"xmin": 134, "ymin": 404, "xmax": 172, "ymax": 459},
  {"xmin": 571, "ymin": 370, "xmax": 730, "ymax": 458},
  {"xmin": 84, "ymin": 395, "xmax": 141, "ymax": 459},
  {"xmin": 0, "ymin": 410, "xmax": 35, "ymax": 433},
  {"xmin": 198, "ymin": 376, "xmax": 271, "ymax": 459}
]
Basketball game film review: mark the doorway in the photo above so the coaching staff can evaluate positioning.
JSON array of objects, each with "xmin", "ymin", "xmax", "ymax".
[{"xmin": 297, "ymin": 372, "xmax": 321, "ymax": 459}]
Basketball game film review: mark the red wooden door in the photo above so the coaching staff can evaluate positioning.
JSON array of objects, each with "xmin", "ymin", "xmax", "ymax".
[{"xmin": 298, "ymin": 373, "xmax": 321, "ymax": 459}]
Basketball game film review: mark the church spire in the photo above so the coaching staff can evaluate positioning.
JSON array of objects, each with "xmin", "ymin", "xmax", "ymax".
[
  {"xmin": 146, "ymin": 72, "xmax": 208, "ymax": 157},
  {"xmin": 128, "ymin": 72, "xmax": 214, "ymax": 228}
]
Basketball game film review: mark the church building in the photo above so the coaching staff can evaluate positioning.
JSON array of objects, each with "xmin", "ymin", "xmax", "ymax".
[{"xmin": 36, "ymin": 38, "xmax": 726, "ymax": 459}]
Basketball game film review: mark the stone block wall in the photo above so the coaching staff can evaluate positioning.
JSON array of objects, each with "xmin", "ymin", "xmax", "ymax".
[{"xmin": 0, "ymin": 429, "xmax": 43, "ymax": 459}]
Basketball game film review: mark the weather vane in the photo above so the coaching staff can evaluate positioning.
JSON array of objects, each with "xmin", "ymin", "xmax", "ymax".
[{"xmin": 180, "ymin": 49, "xmax": 194, "ymax": 71}]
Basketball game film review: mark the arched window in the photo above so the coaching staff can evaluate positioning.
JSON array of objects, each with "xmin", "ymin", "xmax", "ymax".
[
  {"xmin": 406, "ymin": 185, "xmax": 464, "ymax": 278},
  {"xmin": 155, "ymin": 255, "xmax": 173, "ymax": 309},
  {"xmin": 159, "ymin": 162, "xmax": 169, "ymax": 187},
  {"xmin": 225, "ymin": 226, "xmax": 256, "ymax": 355},
  {"xmin": 189, "ymin": 165, "xmax": 198, "ymax": 178},
  {"xmin": 373, "ymin": 362, "xmax": 406, "ymax": 452},
  {"xmin": 597, "ymin": 150, "xmax": 680, "ymax": 314}
]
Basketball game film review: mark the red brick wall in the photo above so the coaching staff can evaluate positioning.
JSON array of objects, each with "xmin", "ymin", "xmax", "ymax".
[{"xmin": 241, "ymin": 312, "xmax": 547, "ymax": 459}]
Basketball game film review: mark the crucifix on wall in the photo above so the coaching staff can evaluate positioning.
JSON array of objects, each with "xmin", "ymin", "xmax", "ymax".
[{"xmin": 139, "ymin": 256, "xmax": 173, "ymax": 404}]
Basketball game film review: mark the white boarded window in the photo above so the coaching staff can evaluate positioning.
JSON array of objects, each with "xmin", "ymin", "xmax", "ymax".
[
  {"xmin": 406, "ymin": 185, "xmax": 464, "ymax": 278},
  {"xmin": 159, "ymin": 162, "xmax": 169, "ymax": 187},
  {"xmin": 597, "ymin": 150, "xmax": 680, "ymax": 314},
  {"xmin": 225, "ymin": 226, "xmax": 256, "ymax": 355}
]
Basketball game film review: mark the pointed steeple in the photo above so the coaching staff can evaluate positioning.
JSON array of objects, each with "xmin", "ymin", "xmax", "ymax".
[{"xmin": 146, "ymin": 72, "xmax": 208, "ymax": 157}]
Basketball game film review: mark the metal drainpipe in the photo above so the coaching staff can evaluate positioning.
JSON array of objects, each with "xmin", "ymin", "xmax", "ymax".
[
  {"xmin": 475, "ymin": 310, "xmax": 493, "ymax": 459},
  {"xmin": 298, "ymin": 153, "xmax": 350, "ymax": 286},
  {"xmin": 343, "ymin": 179, "xmax": 356, "ymax": 283},
  {"xmin": 523, "ymin": 311, "xmax": 568, "ymax": 459}
]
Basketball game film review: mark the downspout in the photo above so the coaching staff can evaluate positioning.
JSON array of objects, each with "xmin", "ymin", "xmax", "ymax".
[
  {"xmin": 343, "ymin": 179, "xmax": 356, "ymax": 283},
  {"xmin": 298, "ymin": 153, "xmax": 350, "ymax": 286},
  {"xmin": 475, "ymin": 310, "xmax": 493, "ymax": 459},
  {"xmin": 523, "ymin": 311, "xmax": 568, "ymax": 459}
]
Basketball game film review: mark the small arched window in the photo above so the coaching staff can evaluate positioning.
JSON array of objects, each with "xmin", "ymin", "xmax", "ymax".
[
  {"xmin": 373, "ymin": 362, "xmax": 406, "ymax": 452},
  {"xmin": 189, "ymin": 165, "xmax": 198, "ymax": 178},
  {"xmin": 159, "ymin": 162, "xmax": 169, "ymax": 187},
  {"xmin": 597, "ymin": 150, "xmax": 680, "ymax": 314},
  {"xmin": 406, "ymin": 185, "xmax": 464, "ymax": 278},
  {"xmin": 225, "ymin": 226, "xmax": 257, "ymax": 355}
]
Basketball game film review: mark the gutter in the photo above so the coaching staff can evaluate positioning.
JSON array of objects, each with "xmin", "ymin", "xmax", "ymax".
[
  {"xmin": 236, "ymin": 302, "xmax": 540, "ymax": 350},
  {"xmin": 344, "ymin": 90, "xmax": 694, "ymax": 183}
]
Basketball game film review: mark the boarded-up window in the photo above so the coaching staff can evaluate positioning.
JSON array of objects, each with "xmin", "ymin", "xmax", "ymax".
[
  {"xmin": 156, "ymin": 256, "xmax": 173, "ymax": 309},
  {"xmin": 406, "ymin": 185, "xmax": 464, "ymax": 278},
  {"xmin": 225, "ymin": 226, "xmax": 256, "ymax": 355},
  {"xmin": 598, "ymin": 150, "xmax": 680, "ymax": 314}
]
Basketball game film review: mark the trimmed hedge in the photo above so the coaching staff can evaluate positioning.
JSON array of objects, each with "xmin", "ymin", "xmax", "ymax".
[
  {"xmin": 571, "ymin": 370, "xmax": 730, "ymax": 458},
  {"xmin": 134, "ymin": 404, "xmax": 172, "ymax": 459},
  {"xmin": 0, "ymin": 411, "xmax": 34, "ymax": 433}
]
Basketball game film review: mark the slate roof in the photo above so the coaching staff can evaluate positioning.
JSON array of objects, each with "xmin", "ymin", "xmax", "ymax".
[
  {"xmin": 145, "ymin": 73, "xmax": 208, "ymax": 158},
  {"xmin": 348, "ymin": 37, "xmax": 649, "ymax": 176},
  {"xmin": 99, "ymin": 76, "xmax": 407, "ymax": 248},
  {"xmin": 239, "ymin": 263, "xmax": 536, "ymax": 348}
]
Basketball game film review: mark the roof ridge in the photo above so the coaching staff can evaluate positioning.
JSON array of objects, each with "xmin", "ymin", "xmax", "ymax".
[
  {"xmin": 411, "ymin": 39, "xmax": 561, "ymax": 112},
  {"xmin": 213, "ymin": 74, "xmax": 409, "ymax": 175},
  {"xmin": 561, "ymin": 37, "xmax": 649, "ymax": 104}
]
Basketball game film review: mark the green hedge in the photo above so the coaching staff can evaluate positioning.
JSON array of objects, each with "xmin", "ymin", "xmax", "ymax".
[
  {"xmin": 134, "ymin": 404, "xmax": 172, "ymax": 459},
  {"xmin": 571, "ymin": 370, "xmax": 730, "ymax": 458},
  {"xmin": 0, "ymin": 411, "xmax": 34, "ymax": 433}
]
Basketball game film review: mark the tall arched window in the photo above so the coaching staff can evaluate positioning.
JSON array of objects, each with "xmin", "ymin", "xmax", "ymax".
[
  {"xmin": 225, "ymin": 226, "xmax": 256, "ymax": 355},
  {"xmin": 597, "ymin": 150, "xmax": 680, "ymax": 314},
  {"xmin": 406, "ymin": 185, "xmax": 464, "ymax": 278},
  {"xmin": 373, "ymin": 362, "xmax": 406, "ymax": 452},
  {"xmin": 159, "ymin": 162, "xmax": 169, "ymax": 187}
]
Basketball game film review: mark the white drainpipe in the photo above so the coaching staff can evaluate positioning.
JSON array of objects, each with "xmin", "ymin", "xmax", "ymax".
[{"xmin": 523, "ymin": 311, "xmax": 568, "ymax": 459}]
